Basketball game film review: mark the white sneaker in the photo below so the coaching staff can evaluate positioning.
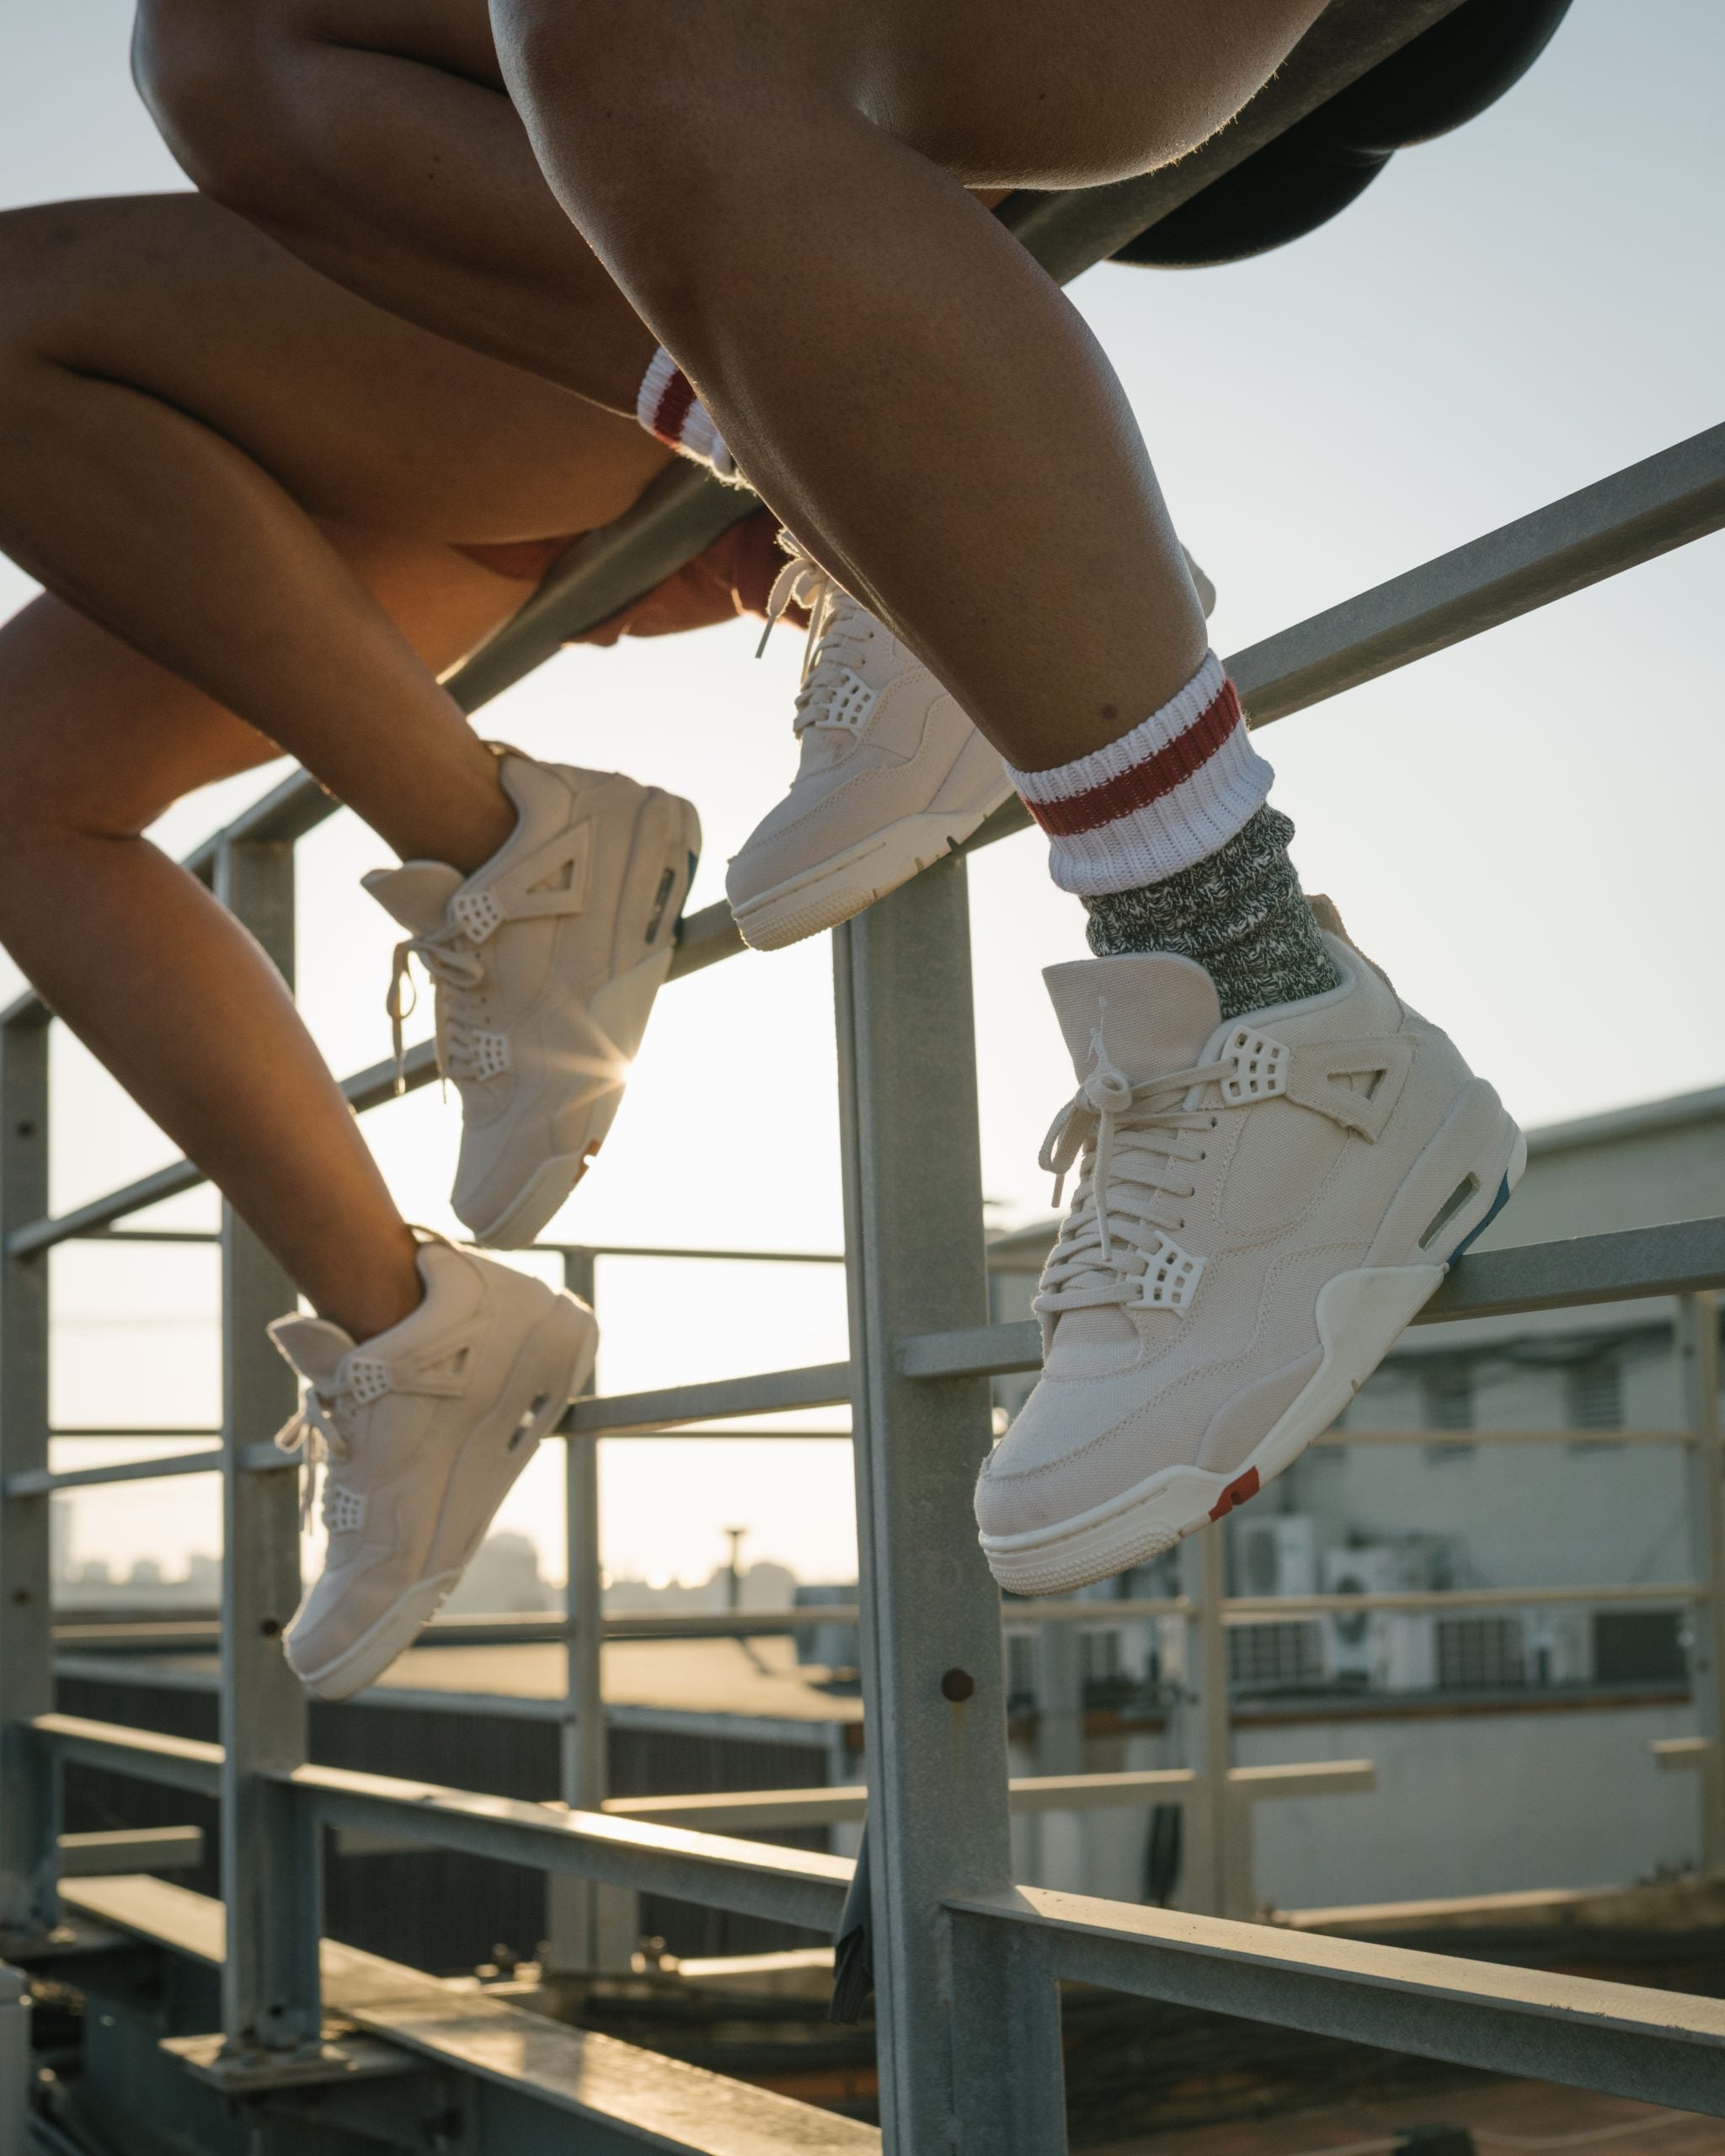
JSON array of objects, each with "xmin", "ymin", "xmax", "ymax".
[
  {"xmin": 975, "ymin": 931, "xmax": 1524, "ymax": 1594},
  {"xmin": 271, "ymin": 1241, "xmax": 595, "ymax": 1700},
  {"xmin": 366, "ymin": 754, "xmax": 699, "ymax": 1247},
  {"xmin": 726, "ymin": 540, "xmax": 1215, "ymax": 951}
]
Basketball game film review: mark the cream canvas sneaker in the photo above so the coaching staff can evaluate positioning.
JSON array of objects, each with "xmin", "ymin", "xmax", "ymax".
[
  {"xmin": 271, "ymin": 1241, "xmax": 596, "ymax": 1701},
  {"xmin": 366, "ymin": 754, "xmax": 699, "ymax": 1247},
  {"xmin": 975, "ymin": 931, "xmax": 1524, "ymax": 1593},
  {"xmin": 727, "ymin": 540, "xmax": 1215, "ymax": 951}
]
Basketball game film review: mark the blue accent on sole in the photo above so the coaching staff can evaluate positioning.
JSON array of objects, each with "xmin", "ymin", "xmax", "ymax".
[{"xmin": 1447, "ymin": 1169, "xmax": 1515, "ymax": 1265}]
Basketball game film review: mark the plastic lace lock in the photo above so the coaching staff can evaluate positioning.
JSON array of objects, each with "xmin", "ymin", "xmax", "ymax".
[
  {"xmin": 1129, "ymin": 1234, "xmax": 1205, "ymax": 1312},
  {"xmin": 324, "ymin": 1485, "xmax": 367, "ymax": 1534},
  {"xmin": 1219, "ymin": 1027, "xmax": 1290, "ymax": 1106},
  {"xmin": 823, "ymin": 670, "xmax": 879, "ymax": 730},
  {"xmin": 468, "ymin": 1029, "xmax": 511, "ymax": 1081},
  {"xmin": 345, "ymin": 1357, "xmax": 391, "ymax": 1406},
  {"xmin": 451, "ymin": 886, "xmax": 506, "ymax": 943}
]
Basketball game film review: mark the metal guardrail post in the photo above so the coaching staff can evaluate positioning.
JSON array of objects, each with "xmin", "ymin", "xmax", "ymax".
[
  {"xmin": 547, "ymin": 1248, "xmax": 637, "ymax": 1973},
  {"xmin": 834, "ymin": 854, "xmax": 1066, "ymax": 2156},
  {"xmin": 0, "ymin": 1010, "xmax": 55, "ymax": 1935},
  {"xmin": 212, "ymin": 839, "xmax": 319, "ymax": 2053},
  {"xmin": 1680, "ymin": 1291, "xmax": 1725, "ymax": 1871},
  {"xmin": 1180, "ymin": 1529, "xmax": 1234, "ymax": 1917}
]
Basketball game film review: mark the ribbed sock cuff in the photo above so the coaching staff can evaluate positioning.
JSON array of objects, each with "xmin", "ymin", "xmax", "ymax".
[
  {"xmin": 1083, "ymin": 805, "xmax": 1342, "ymax": 1021},
  {"xmin": 635, "ymin": 345, "xmax": 743, "ymax": 483},
  {"xmin": 1008, "ymin": 653, "xmax": 1273, "ymax": 896}
]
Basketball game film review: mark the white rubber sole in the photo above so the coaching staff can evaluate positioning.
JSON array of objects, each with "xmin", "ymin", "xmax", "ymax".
[
  {"xmin": 980, "ymin": 1119, "xmax": 1526, "ymax": 1595},
  {"xmin": 287, "ymin": 1309, "xmax": 595, "ymax": 1701},
  {"xmin": 730, "ymin": 781, "xmax": 1016, "ymax": 951}
]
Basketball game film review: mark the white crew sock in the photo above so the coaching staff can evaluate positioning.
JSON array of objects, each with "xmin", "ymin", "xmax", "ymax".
[
  {"xmin": 1007, "ymin": 651, "xmax": 1273, "ymax": 896},
  {"xmin": 635, "ymin": 346, "xmax": 742, "ymax": 483}
]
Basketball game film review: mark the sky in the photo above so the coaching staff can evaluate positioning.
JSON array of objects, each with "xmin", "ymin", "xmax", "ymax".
[{"xmin": 3, "ymin": 3, "xmax": 1722, "ymax": 1592}]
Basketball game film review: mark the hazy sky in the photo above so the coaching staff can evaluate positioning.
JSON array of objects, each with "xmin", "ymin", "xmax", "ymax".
[{"xmin": 3, "ymin": 3, "xmax": 1722, "ymax": 1588}]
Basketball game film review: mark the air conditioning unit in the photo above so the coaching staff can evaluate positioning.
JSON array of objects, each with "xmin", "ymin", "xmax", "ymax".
[
  {"xmin": 1232, "ymin": 1514, "xmax": 1319, "ymax": 1600},
  {"xmin": 1322, "ymin": 1544, "xmax": 1435, "ymax": 1692}
]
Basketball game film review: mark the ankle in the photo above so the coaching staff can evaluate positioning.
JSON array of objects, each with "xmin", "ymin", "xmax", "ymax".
[
  {"xmin": 430, "ymin": 761, "xmax": 517, "ymax": 878},
  {"xmin": 1082, "ymin": 806, "xmax": 1342, "ymax": 1020},
  {"xmin": 315, "ymin": 1242, "xmax": 425, "ymax": 1346}
]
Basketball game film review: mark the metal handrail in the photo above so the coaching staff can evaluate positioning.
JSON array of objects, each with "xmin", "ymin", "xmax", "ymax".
[{"xmin": 10, "ymin": 427, "xmax": 1722, "ymax": 1257}]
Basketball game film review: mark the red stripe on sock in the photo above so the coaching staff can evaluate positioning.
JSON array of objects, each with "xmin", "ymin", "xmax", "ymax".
[
  {"xmin": 1020, "ymin": 681, "xmax": 1243, "ymax": 840},
  {"xmin": 649, "ymin": 368, "xmax": 697, "ymax": 448}
]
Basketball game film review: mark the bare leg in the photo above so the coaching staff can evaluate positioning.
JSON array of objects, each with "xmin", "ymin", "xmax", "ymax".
[
  {"xmin": 489, "ymin": 0, "xmax": 1325, "ymax": 769},
  {"xmin": 132, "ymin": 0, "xmax": 654, "ymax": 412},
  {"xmin": 134, "ymin": 0, "xmax": 1320, "ymax": 771},
  {"xmin": 0, "ymin": 573, "xmax": 494, "ymax": 1341},
  {"xmin": 0, "ymin": 193, "xmax": 672, "ymax": 1337},
  {"xmin": 0, "ymin": 194, "xmax": 667, "ymax": 873}
]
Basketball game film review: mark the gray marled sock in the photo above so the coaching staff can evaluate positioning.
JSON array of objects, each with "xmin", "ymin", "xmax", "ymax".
[{"xmin": 1082, "ymin": 806, "xmax": 1341, "ymax": 1021}]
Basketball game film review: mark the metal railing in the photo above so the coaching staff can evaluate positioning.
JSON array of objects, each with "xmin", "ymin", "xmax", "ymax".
[{"xmin": 6, "ymin": 1, "xmax": 1725, "ymax": 2145}]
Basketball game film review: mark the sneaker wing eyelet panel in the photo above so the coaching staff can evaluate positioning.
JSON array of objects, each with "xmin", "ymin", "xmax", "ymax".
[
  {"xmin": 270, "ymin": 1242, "xmax": 597, "ymax": 1701},
  {"xmin": 725, "ymin": 537, "xmax": 1215, "ymax": 952},
  {"xmin": 365, "ymin": 755, "xmax": 701, "ymax": 1248},
  {"xmin": 975, "ymin": 935, "xmax": 1525, "ymax": 1594}
]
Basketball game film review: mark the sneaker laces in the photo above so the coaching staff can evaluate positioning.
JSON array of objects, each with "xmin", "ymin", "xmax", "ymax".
[
  {"xmin": 755, "ymin": 533, "xmax": 877, "ymax": 739},
  {"xmin": 1038, "ymin": 1007, "xmax": 1236, "ymax": 1314},
  {"xmin": 274, "ymin": 1386, "xmax": 355, "ymax": 1532},
  {"xmin": 385, "ymin": 921, "xmax": 491, "ymax": 1093}
]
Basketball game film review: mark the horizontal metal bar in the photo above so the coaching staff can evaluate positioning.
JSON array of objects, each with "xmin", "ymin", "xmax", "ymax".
[
  {"xmin": 902, "ymin": 1221, "xmax": 1725, "ymax": 1382},
  {"xmin": 1653, "ymin": 1737, "xmax": 1711, "ymax": 1773},
  {"xmin": 77, "ymin": 1228, "xmax": 220, "ymax": 1245},
  {"xmin": 1226, "ymin": 1582, "xmax": 1703, "ymax": 1621},
  {"xmin": 592, "ymin": 1426, "xmax": 852, "ymax": 1443},
  {"xmin": 538, "ymin": 1241, "xmax": 846, "ymax": 1266},
  {"xmin": 1319, "ymin": 1428, "xmax": 1691, "ymax": 1449},
  {"xmin": 956, "ymin": 1885, "xmax": 1725, "ymax": 2116},
  {"xmin": 47, "ymin": 1428, "xmax": 222, "ymax": 1441},
  {"xmin": 57, "ymin": 1825, "xmax": 204, "ymax": 1878},
  {"xmin": 1003, "ymin": 1598, "xmax": 1190, "ymax": 1625},
  {"xmin": 564, "ymin": 1363, "xmax": 852, "ymax": 1437},
  {"xmin": 7, "ymin": 1441, "xmax": 284, "ymax": 1497},
  {"xmin": 34, "ymin": 1712, "xmax": 222, "ymax": 1798},
  {"xmin": 288, "ymin": 1761, "xmax": 852, "ymax": 1934},
  {"xmin": 1227, "ymin": 1762, "xmax": 1376, "ymax": 1803},
  {"xmin": 1230, "ymin": 424, "xmax": 1725, "ymax": 729}
]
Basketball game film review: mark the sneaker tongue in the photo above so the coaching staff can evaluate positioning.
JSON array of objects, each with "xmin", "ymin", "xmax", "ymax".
[
  {"xmin": 1039, "ymin": 953, "xmax": 1221, "ymax": 1370},
  {"xmin": 268, "ymin": 1315, "xmax": 355, "ymax": 1386},
  {"xmin": 362, "ymin": 862, "xmax": 463, "ymax": 937},
  {"xmin": 1043, "ymin": 953, "xmax": 1222, "ymax": 1083}
]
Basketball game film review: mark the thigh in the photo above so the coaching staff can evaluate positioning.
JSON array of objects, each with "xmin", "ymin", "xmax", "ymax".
[
  {"xmin": 874, "ymin": 0, "xmax": 1332, "ymax": 185},
  {"xmin": 532, "ymin": 0, "xmax": 1328, "ymax": 190},
  {"xmin": 0, "ymin": 193, "xmax": 665, "ymax": 544}
]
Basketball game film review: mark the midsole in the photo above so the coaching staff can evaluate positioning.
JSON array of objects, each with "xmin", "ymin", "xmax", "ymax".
[{"xmin": 731, "ymin": 789, "xmax": 1014, "ymax": 919}]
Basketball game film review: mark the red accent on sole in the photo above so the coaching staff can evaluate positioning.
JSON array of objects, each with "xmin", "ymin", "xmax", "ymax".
[{"xmin": 1209, "ymin": 1467, "xmax": 1261, "ymax": 1522}]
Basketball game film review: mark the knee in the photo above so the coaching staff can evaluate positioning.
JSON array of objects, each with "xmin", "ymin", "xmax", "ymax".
[
  {"xmin": 493, "ymin": 0, "xmax": 782, "ymax": 299},
  {"xmin": 131, "ymin": 0, "xmax": 308, "ymax": 222}
]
